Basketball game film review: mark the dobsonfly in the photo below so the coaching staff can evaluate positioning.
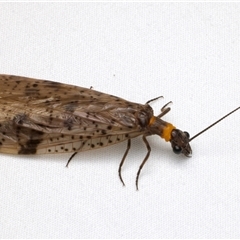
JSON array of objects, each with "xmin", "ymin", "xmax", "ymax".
[{"xmin": 0, "ymin": 74, "xmax": 239, "ymax": 189}]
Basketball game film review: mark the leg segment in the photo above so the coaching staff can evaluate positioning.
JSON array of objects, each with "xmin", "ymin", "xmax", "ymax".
[
  {"xmin": 118, "ymin": 139, "xmax": 131, "ymax": 186},
  {"xmin": 66, "ymin": 152, "xmax": 78, "ymax": 167},
  {"xmin": 146, "ymin": 96, "xmax": 163, "ymax": 104},
  {"xmin": 157, "ymin": 101, "xmax": 172, "ymax": 118},
  {"xmin": 136, "ymin": 136, "xmax": 151, "ymax": 190}
]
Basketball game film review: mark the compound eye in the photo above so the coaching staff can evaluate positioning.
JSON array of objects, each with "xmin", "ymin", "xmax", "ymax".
[
  {"xmin": 173, "ymin": 145, "xmax": 182, "ymax": 154},
  {"xmin": 184, "ymin": 131, "xmax": 190, "ymax": 139}
]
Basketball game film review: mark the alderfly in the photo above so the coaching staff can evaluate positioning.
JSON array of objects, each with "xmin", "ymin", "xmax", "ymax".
[{"xmin": 0, "ymin": 75, "xmax": 239, "ymax": 189}]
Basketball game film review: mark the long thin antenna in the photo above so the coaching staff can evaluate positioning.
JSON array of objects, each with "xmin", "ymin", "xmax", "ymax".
[{"xmin": 189, "ymin": 106, "xmax": 240, "ymax": 142}]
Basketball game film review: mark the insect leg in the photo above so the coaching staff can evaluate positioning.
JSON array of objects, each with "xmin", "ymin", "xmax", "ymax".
[
  {"xmin": 146, "ymin": 96, "xmax": 163, "ymax": 104},
  {"xmin": 65, "ymin": 137, "xmax": 89, "ymax": 167},
  {"xmin": 65, "ymin": 152, "xmax": 78, "ymax": 167},
  {"xmin": 136, "ymin": 136, "xmax": 151, "ymax": 190},
  {"xmin": 118, "ymin": 139, "xmax": 131, "ymax": 186},
  {"xmin": 157, "ymin": 101, "xmax": 172, "ymax": 118}
]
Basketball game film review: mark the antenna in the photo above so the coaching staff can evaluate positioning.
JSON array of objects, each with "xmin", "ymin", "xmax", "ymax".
[{"xmin": 189, "ymin": 106, "xmax": 240, "ymax": 142}]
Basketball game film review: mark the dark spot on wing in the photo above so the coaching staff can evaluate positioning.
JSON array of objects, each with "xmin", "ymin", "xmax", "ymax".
[
  {"xmin": 65, "ymin": 100, "xmax": 79, "ymax": 113},
  {"xmin": 25, "ymin": 87, "xmax": 40, "ymax": 96},
  {"xmin": 18, "ymin": 129, "xmax": 44, "ymax": 154},
  {"xmin": 64, "ymin": 118, "xmax": 74, "ymax": 131},
  {"xmin": 101, "ymin": 130, "xmax": 106, "ymax": 135}
]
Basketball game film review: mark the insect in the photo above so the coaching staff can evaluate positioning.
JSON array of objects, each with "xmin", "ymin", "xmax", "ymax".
[{"xmin": 0, "ymin": 75, "xmax": 239, "ymax": 189}]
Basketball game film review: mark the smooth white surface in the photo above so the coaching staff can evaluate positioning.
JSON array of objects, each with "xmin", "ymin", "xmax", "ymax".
[{"xmin": 0, "ymin": 3, "xmax": 240, "ymax": 238}]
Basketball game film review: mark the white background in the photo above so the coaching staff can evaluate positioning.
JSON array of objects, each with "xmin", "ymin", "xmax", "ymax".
[{"xmin": 0, "ymin": 3, "xmax": 240, "ymax": 238}]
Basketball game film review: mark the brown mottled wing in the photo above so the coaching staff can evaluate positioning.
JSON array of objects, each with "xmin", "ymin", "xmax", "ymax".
[{"xmin": 0, "ymin": 75, "xmax": 148, "ymax": 154}]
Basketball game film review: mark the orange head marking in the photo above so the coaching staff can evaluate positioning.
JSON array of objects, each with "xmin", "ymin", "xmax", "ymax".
[{"xmin": 162, "ymin": 123, "xmax": 176, "ymax": 142}]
